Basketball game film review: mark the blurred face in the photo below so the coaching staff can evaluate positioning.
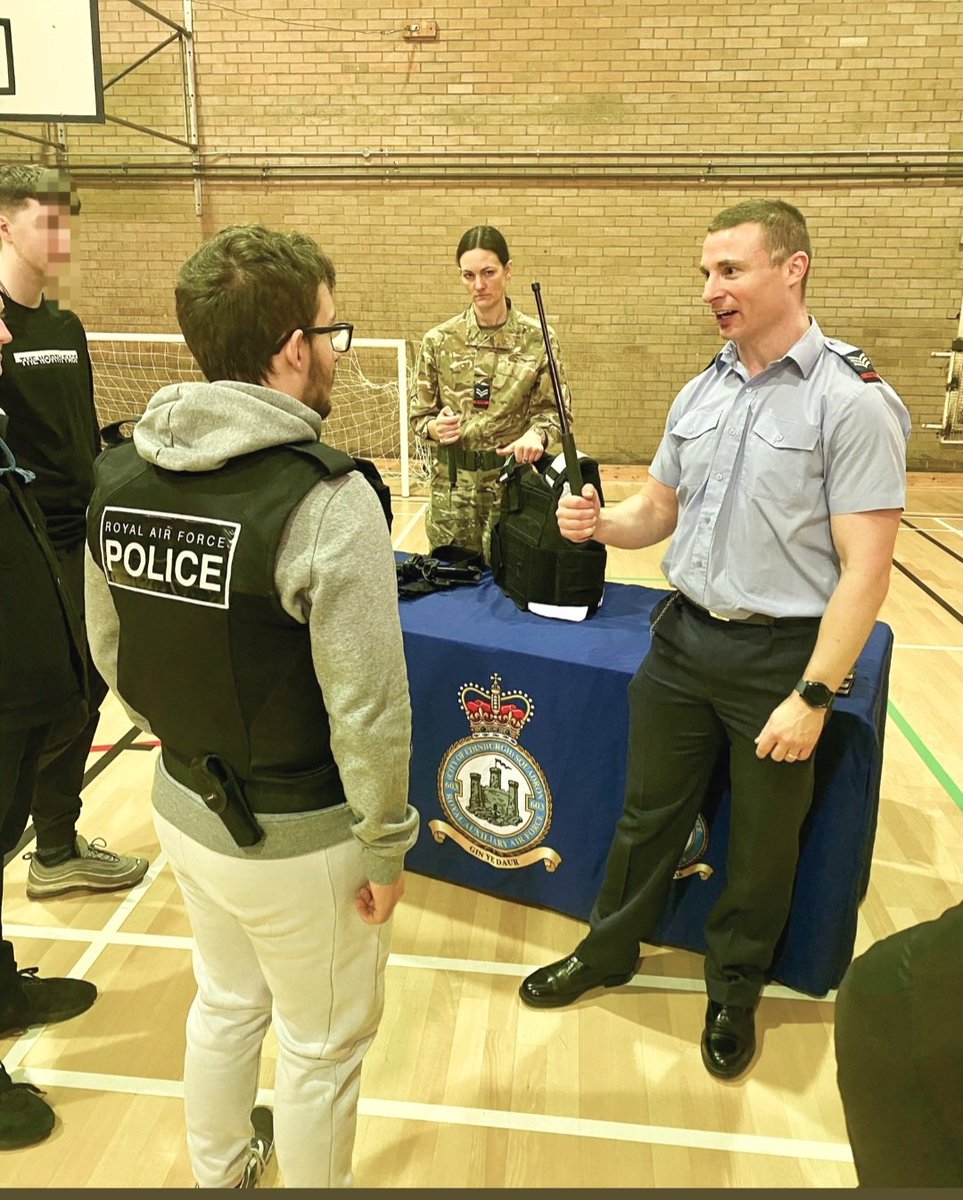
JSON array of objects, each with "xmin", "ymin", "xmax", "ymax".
[
  {"xmin": 0, "ymin": 199, "xmax": 72, "ymax": 282},
  {"xmin": 458, "ymin": 248, "xmax": 511, "ymax": 324},
  {"xmin": 302, "ymin": 283, "xmax": 340, "ymax": 418},
  {"xmin": 700, "ymin": 222, "xmax": 806, "ymax": 349}
]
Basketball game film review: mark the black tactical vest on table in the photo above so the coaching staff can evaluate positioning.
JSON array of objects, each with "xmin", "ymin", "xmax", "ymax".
[
  {"xmin": 87, "ymin": 439, "xmax": 376, "ymax": 810},
  {"xmin": 489, "ymin": 454, "xmax": 607, "ymax": 618}
]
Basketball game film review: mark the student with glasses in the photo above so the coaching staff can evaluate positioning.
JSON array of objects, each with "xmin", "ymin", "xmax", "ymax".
[
  {"xmin": 410, "ymin": 224, "xmax": 574, "ymax": 562},
  {"xmin": 84, "ymin": 224, "xmax": 418, "ymax": 1187},
  {"xmin": 272, "ymin": 321, "xmax": 353, "ymax": 356}
]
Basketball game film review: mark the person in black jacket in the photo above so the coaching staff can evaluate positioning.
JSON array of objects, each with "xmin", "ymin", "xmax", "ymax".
[
  {"xmin": 0, "ymin": 164, "xmax": 147, "ymax": 898},
  {"xmin": 0, "ymin": 294, "xmax": 97, "ymax": 1150},
  {"xmin": 835, "ymin": 900, "xmax": 963, "ymax": 1187}
]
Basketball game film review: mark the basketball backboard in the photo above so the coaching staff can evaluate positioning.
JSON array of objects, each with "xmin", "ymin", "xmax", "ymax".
[{"xmin": 0, "ymin": 0, "xmax": 104, "ymax": 122}]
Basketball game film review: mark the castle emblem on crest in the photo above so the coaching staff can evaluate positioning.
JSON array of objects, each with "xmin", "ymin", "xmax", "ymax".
[{"xmin": 430, "ymin": 672, "xmax": 561, "ymax": 872}]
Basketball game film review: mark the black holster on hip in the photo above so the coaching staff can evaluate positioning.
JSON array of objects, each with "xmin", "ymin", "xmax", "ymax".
[{"xmin": 189, "ymin": 754, "xmax": 264, "ymax": 847}]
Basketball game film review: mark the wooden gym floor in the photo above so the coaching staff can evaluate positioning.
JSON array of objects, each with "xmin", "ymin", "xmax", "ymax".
[{"xmin": 2, "ymin": 470, "xmax": 962, "ymax": 1189}]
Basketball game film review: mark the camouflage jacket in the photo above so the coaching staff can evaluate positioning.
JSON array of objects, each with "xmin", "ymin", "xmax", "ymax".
[{"xmin": 410, "ymin": 300, "xmax": 573, "ymax": 452}]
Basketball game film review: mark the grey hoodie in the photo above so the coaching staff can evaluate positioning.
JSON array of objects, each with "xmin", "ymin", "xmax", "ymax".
[{"xmin": 84, "ymin": 380, "xmax": 418, "ymax": 882}]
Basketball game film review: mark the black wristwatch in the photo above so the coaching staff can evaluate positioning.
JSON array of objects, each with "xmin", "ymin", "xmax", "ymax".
[{"xmin": 794, "ymin": 678, "xmax": 834, "ymax": 709}]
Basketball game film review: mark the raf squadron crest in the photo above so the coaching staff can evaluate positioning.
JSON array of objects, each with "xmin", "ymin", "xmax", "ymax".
[
  {"xmin": 674, "ymin": 814, "xmax": 713, "ymax": 881},
  {"xmin": 431, "ymin": 673, "xmax": 561, "ymax": 871}
]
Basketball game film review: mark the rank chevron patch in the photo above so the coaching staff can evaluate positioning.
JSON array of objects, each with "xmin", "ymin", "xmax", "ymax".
[{"xmin": 837, "ymin": 347, "xmax": 881, "ymax": 382}]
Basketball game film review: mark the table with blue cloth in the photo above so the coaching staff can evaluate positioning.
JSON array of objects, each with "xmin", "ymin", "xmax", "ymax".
[{"xmin": 398, "ymin": 571, "xmax": 892, "ymax": 997}]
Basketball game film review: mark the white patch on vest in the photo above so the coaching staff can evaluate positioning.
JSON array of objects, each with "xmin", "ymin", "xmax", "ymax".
[
  {"xmin": 100, "ymin": 505, "xmax": 240, "ymax": 608},
  {"xmin": 13, "ymin": 349, "xmax": 80, "ymax": 366}
]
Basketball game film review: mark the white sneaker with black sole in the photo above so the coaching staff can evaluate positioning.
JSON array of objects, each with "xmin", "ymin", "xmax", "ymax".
[{"xmin": 239, "ymin": 1106, "xmax": 275, "ymax": 1188}]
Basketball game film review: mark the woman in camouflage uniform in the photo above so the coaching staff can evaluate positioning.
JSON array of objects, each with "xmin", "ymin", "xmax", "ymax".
[{"xmin": 410, "ymin": 225, "xmax": 573, "ymax": 562}]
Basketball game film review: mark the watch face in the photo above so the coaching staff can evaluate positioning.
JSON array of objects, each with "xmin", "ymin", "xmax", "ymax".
[{"xmin": 798, "ymin": 680, "xmax": 833, "ymax": 708}]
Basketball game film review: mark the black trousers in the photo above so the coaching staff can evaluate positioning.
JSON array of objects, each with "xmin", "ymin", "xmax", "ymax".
[
  {"xmin": 0, "ymin": 723, "xmax": 52, "ymax": 1003},
  {"xmin": 576, "ymin": 595, "xmax": 821, "ymax": 1006},
  {"xmin": 835, "ymin": 901, "xmax": 963, "ymax": 1187},
  {"xmin": 31, "ymin": 540, "xmax": 108, "ymax": 853}
]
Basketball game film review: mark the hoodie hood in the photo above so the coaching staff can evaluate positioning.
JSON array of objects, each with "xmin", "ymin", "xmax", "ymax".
[{"xmin": 133, "ymin": 380, "xmax": 326, "ymax": 472}]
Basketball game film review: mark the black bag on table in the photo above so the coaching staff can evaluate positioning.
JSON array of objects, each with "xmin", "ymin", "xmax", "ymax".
[{"xmin": 489, "ymin": 452, "xmax": 606, "ymax": 620}]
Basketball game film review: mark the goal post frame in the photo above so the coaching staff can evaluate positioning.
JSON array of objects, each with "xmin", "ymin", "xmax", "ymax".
[{"xmin": 86, "ymin": 332, "xmax": 414, "ymax": 497}]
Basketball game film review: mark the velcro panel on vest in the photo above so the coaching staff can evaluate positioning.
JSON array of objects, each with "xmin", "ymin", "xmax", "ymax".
[{"xmin": 490, "ymin": 456, "xmax": 606, "ymax": 613}]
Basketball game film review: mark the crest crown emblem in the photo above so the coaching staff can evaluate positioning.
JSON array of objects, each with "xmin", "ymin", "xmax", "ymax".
[{"xmin": 459, "ymin": 673, "xmax": 533, "ymax": 743}]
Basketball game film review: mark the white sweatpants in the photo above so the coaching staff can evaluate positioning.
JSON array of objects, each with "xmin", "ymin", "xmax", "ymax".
[{"xmin": 154, "ymin": 811, "xmax": 391, "ymax": 1188}]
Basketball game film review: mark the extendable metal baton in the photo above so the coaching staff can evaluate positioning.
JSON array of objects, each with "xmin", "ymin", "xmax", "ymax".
[{"xmin": 531, "ymin": 282, "xmax": 583, "ymax": 494}]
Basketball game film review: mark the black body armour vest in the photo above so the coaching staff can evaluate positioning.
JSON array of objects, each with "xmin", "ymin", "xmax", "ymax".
[
  {"xmin": 489, "ymin": 454, "xmax": 607, "ymax": 618},
  {"xmin": 88, "ymin": 440, "xmax": 382, "ymax": 810}
]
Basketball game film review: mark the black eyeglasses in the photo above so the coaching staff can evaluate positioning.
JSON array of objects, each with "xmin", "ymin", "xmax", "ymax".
[{"xmin": 272, "ymin": 322, "xmax": 353, "ymax": 356}]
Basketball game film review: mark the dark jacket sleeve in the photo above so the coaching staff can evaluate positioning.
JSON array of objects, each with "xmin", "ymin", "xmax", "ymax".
[{"xmin": 0, "ymin": 464, "xmax": 87, "ymax": 731}]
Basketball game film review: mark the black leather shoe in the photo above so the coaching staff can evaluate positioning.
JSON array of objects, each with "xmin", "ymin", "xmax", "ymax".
[
  {"xmin": 700, "ymin": 1000, "xmax": 756, "ymax": 1079},
  {"xmin": 519, "ymin": 955, "xmax": 635, "ymax": 1009}
]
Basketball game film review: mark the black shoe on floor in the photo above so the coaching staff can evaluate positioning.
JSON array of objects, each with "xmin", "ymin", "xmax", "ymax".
[
  {"xmin": 0, "ymin": 1066, "xmax": 55, "ymax": 1150},
  {"xmin": 700, "ymin": 1000, "xmax": 756, "ymax": 1079},
  {"xmin": 519, "ymin": 954, "xmax": 636, "ymax": 1009},
  {"xmin": 0, "ymin": 968, "xmax": 97, "ymax": 1038}
]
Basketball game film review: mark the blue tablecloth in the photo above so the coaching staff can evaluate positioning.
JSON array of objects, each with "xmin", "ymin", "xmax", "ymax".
[{"xmin": 398, "ymin": 570, "xmax": 891, "ymax": 996}]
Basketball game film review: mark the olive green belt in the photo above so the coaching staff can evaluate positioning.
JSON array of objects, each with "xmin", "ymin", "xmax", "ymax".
[{"xmin": 437, "ymin": 445, "xmax": 505, "ymax": 485}]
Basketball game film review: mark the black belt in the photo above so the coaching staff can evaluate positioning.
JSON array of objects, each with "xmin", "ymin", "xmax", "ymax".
[
  {"xmin": 161, "ymin": 747, "xmax": 344, "ymax": 815},
  {"xmin": 676, "ymin": 591, "xmax": 820, "ymax": 628}
]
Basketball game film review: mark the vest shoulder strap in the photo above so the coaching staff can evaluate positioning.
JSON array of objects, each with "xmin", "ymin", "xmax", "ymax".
[
  {"xmin": 283, "ymin": 442, "xmax": 392, "ymax": 530},
  {"xmin": 283, "ymin": 440, "xmax": 356, "ymax": 477},
  {"xmin": 92, "ymin": 439, "xmax": 148, "ymax": 502}
]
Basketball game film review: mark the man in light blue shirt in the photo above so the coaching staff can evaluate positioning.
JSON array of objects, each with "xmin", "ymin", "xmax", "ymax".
[{"xmin": 519, "ymin": 199, "xmax": 911, "ymax": 1080}]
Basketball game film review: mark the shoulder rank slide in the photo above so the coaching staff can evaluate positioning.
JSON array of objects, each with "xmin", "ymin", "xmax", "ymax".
[{"xmin": 831, "ymin": 346, "xmax": 881, "ymax": 383}]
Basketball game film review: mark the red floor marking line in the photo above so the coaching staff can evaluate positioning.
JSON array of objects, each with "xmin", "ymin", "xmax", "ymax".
[{"xmin": 90, "ymin": 740, "xmax": 161, "ymax": 752}]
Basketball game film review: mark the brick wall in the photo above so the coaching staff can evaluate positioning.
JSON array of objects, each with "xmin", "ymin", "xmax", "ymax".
[{"xmin": 2, "ymin": 0, "xmax": 961, "ymax": 467}]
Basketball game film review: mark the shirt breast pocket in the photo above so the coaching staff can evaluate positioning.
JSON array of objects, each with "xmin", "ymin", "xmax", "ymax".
[
  {"xmin": 672, "ymin": 408, "xmax": 722, "ymax": 502},
  {"xmin": 438, "ymin": 353, "xmax": 474, "ymax": 401},
  {"xmin": 491, "ymin": 352, "xmax": 538, "ymax": 402},
  {"xmin": 742, "ymin": 413, "xmax": 820, "ymax": 500}
]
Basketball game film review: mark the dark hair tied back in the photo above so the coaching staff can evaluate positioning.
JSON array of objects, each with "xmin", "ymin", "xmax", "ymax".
[{"xmin": 455, "ymin": 225, "xmax": 510, "ymax": 266}]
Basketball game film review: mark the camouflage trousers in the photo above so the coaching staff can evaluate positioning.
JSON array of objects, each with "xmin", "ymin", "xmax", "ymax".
[{"xmin": 426, "ymin": 461, "xmax": 504, "ymax": 564}]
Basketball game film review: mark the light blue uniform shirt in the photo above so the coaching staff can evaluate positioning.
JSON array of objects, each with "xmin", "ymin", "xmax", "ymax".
[{"xmin": 650, "ymin": 318, "xmax": 911, "ymax": 619}]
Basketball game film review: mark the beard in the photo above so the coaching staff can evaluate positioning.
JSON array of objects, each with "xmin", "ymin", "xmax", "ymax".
[{"xmin": 304, "ymin": 349, "xmax": 333, "ymax": 419}]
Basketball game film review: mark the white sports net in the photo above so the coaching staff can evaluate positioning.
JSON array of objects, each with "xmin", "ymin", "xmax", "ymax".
[
  {"xmin": 937, "ymin": 344, "xmax": 963, "ymax": 442},
  {"xmin": 87, "ymin": 334, "xmax": 431, "ymax": 494},
  {"xmin": 925, "ymin": 297, "xmax": 963, "ymax": 444}
]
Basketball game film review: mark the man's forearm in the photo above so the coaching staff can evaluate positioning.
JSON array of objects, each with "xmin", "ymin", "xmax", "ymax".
[
  {"xmin": 594, "ymin": 488, "xmax": 677, "ymax": 550},
  {"xmin": 802, "ymin": 568, "xmax": 891, "ymax": 692}
]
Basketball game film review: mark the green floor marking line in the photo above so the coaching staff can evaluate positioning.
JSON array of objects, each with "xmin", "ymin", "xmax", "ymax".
[{"xmin": 887, "ymin": 699, "xmax": 963, "ymax": 813}]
